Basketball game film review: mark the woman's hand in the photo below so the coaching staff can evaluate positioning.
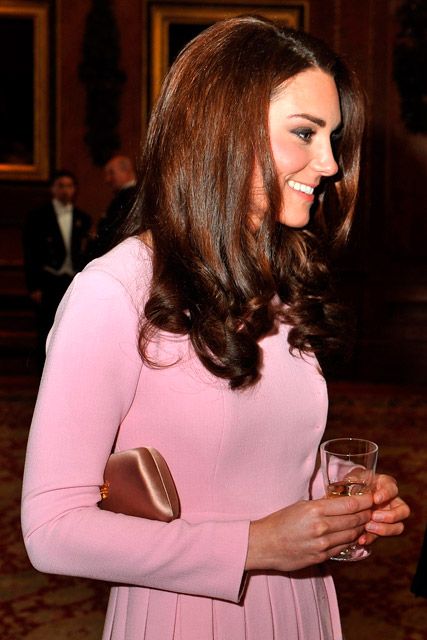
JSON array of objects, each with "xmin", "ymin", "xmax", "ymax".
[
  {"xmin": 358, "ymin": 474, "xmax": 410, "ymax": 546},
  {"xmin": 245, "ymin": 494, "xmax": 373, "ymax": 572}
]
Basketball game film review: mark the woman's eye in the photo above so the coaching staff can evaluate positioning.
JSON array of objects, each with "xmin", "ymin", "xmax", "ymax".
[{"xmin": 293, "ymin": 127, "xmax": 315, "ymax": 142}]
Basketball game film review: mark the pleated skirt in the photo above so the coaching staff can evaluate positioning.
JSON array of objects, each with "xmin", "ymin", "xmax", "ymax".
[{"xmin": 102, "ymin": 568, "xmax": 342, "ymax": 640}]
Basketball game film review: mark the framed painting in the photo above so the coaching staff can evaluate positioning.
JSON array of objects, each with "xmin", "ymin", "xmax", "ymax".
[
  {"xmin": 149, "ymin": 3, "xmax": 307, "ymax": 105},
  {"xmin": 0, "ymin": 1, "xmax": 49, "ymax": 181}
]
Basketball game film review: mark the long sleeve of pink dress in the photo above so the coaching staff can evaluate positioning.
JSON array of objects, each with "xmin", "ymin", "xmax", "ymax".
[{"xmin": 21, "ymin": 237, "xmax": 342, "ymax": 640}]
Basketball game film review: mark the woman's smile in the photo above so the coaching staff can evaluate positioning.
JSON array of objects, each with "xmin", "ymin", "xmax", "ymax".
[{"xmin": 287, "ymin": 179, "xmax": 315, "ymax": 197}]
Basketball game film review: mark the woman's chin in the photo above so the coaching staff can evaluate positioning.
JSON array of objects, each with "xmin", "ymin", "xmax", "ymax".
[{"xmin": 277, "ymin": 212, "xmax": 311, "ymax": 228}]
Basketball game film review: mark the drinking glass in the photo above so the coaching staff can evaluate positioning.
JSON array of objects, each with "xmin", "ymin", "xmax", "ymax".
[{"xmin": 320, "ymin": 437, "xmax": 378, "ymax": 561}]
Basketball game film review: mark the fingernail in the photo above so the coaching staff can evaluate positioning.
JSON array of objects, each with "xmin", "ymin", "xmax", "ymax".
[
  {"xmin": 366, "ymin": 522, "xmax": 379, "ymax": 533},
  {"xmin": 375, "ymin": 493, "xmax": 384, "ymax": 504},
  {"xmin": 372, "ymin": 512, "xmax": 385, "ymax": 522}
]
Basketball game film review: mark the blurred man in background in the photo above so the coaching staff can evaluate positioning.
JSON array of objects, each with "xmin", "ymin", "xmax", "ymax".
[
  {"xmin": 23, "ymin": 170, "xmax": 92, "ymax": 371},
  {"xmin": 92, "ymin": 154, "xmax": 137, "ymax": 258}
]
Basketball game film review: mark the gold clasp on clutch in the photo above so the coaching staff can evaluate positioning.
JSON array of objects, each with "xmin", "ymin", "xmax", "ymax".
[{"xmin": 100, "ymin": 481, "xmax": 110, "ymax": 500}]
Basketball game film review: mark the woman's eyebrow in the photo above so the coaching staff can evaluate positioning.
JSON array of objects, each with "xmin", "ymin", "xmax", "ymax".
[
  {"xmin": 288, "ymin": 113, "xmax": 326, "ymax": 127},
  {"xmin": 288, "ymin": 113, "xmax": 342, "ymax": 131}
]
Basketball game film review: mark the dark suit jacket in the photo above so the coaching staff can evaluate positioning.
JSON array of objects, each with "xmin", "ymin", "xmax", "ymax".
[
  {"xmin": 23, "ymin": 202, "xmax": 92, "ymax": 292},
  {"xmin": 92, "ymin": 185, "xmax": 138, "ymax": 258}
]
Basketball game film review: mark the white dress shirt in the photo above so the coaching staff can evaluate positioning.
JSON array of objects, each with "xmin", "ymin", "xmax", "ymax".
[{"xmin": 52, "ymin": 198, "xmax": 74, "ymax": 276}]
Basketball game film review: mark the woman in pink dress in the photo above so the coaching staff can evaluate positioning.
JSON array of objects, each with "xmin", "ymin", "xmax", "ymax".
[{"xmin": 22, "ymin": 16, "xmax": 409, "ymax": 640}]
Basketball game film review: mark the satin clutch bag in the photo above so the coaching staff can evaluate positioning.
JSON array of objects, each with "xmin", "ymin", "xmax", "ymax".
[{"xmin": 99, "ymin": 447, "xmax": 180, "ymax": 522}]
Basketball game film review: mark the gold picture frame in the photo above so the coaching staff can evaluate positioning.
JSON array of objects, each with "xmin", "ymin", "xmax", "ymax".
[
  {"xmin": 149, "ymin": 3, "xmax": 307, "ymax": 106},
  {"xmin": 0, "ymin": 1, "xmax": 49, "ymax": 181}
]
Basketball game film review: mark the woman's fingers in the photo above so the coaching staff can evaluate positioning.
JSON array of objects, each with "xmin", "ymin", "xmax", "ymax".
[
  {"xmin": 321, "ymin": 493, "xmax": 373, "ymax": 517},
  {"xmin": 316, "ymin": 497, "xmax": 372, "ymax": 554},
  {"xmin": 372, "ymin": 496, "xmax": 410, "ymax": 523},
  {"xmin": 246, "ymin": 495, "xmax": 374, "ymax": 572},
  {"xmin": 365, "ymin": 496, "xmax": 410, "ymax": 536},
  {"xmin": 321, "ymin": 522, "xmax": 368, "ymax": 549},
  {"xmin": 372, "ymin": 473, "xmax": 399, "ymax": 505},
  {"xmin": 366, "ymin": 520, "xmax": 405, "ymax": 536},
  {"xmin": 357, "ymin": 531, "xmax": 377, "ymax": 546},
  {"xmin": 364, "ymin": 473, "xmax": 410, "ymax": 539}
]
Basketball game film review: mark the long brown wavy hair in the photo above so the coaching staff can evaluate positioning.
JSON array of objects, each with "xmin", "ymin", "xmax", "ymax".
[{"xmin": 130, "ymin": 16, "xmax": 365, "ymax": 389}]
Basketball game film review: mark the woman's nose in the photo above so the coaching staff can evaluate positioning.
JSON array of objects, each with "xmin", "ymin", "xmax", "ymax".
[{"xmin": 311, "ymin": 142, "xmax": 339, "ymax": 177}]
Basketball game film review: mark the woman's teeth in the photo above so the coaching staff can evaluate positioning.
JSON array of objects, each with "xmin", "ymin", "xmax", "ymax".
[{"xmin": 288, "ymin": 180, "xmax": 314, "ymax": 195}]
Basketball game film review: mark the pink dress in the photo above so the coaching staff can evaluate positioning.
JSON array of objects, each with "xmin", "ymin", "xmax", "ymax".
[{"xmin": 21, "ymin": 237, "xmax": 342, "ymax": 639}]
